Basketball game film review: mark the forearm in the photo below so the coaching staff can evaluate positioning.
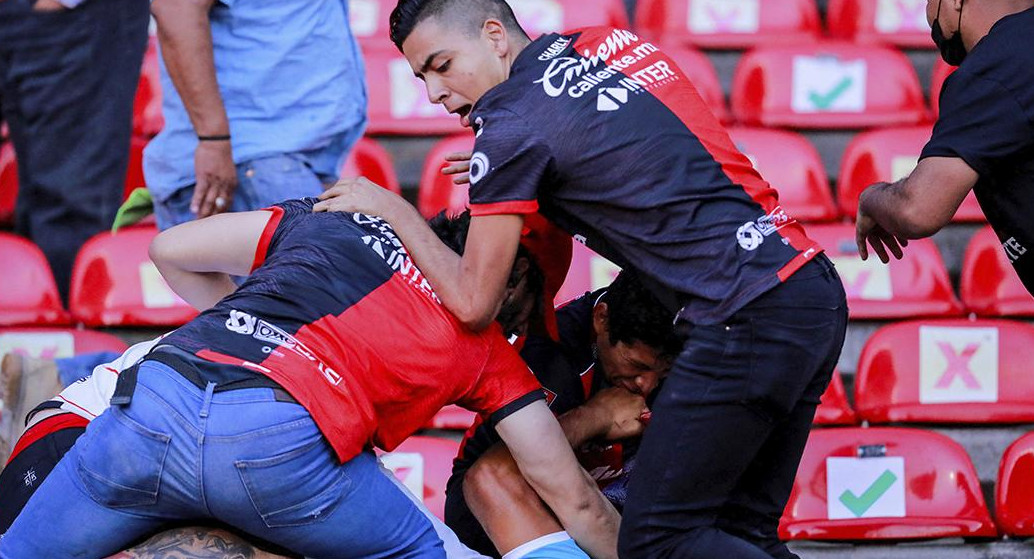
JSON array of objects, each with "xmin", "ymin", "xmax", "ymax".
[
  {"xmin": 384, "ymin": 203, "xmax": 509, "ymax": 330},
  {"xmin": 152, "ymin": 0, "xmax": 229, "ymax": 137},
  {"xmin": 859, "ymin": 180, "xmax": 930, "ymax": 239},
  {"xmin": 558, "ymin": 405, "xmax": 606, "ymax": 448},
  {"xmin": 154, "ymin": 266, "xmax": 236, "ymax": 311}
]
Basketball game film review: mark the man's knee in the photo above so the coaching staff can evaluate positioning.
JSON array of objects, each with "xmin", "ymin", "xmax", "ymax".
[{"xmin": 463, "ymin": 448, "xmax": 535, "ymax": 515}]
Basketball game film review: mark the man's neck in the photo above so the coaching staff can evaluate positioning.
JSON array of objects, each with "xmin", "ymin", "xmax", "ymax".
[{"xmin": 965, "ymin": 1, "xmax": 1033, "ymax": 50}]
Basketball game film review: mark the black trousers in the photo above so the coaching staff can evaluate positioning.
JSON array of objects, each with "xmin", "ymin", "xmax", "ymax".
[
  {"xmin": 619, "ymin": 255, "xmax": 848, "ymax": 558},
  {"xmin": 0, "ymin": 0, "xmax": 148, "ymax": 301}
]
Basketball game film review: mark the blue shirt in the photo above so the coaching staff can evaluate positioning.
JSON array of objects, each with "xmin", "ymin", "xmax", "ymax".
[
  {"xmin": 921, "ymin": 7, "xmax": 1034, "ymax": 295},
  {"xmin": 144, "ymin": 0, "xmax": 367, "ymax": 202},
  {"xmin": 467, "ymin": 28, "xmax": 821, "ymax": 324}
]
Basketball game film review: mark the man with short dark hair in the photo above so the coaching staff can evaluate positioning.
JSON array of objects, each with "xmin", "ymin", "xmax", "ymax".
[
  {"xmin": 0, "ymin": 201, "xmax": 619, "ymax": 559},
  {"xmin": 446, "ymin": 271, "xmax": 681, "ymax": 559},
  {"xmin": 314, "ymin": 1, "xmax": 847, "ymax": 557},
  {"xmin": 856, "ymin": 0, "xmax": 1034, "ymax": 297}
]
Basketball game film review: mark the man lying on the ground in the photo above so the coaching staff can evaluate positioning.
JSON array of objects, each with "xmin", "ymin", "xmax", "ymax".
[
  {"xmin": 0, "ymin": 200, "xmax": 619, "ymax": 559},
  {"xmin": 447, "ymin": 271, "xmax": 680, "ymax": 558},
  {"xmin": 0, "ymin": 337, "xmax": 489, "ymax": 559}
]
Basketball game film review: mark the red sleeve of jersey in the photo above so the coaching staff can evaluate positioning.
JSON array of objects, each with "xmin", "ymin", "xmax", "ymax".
[
  {"xmin": 250, "ymin": 206, "xmax": 286, "ymax": 273},
  {"xmin": 459, "ymin": 330, "xmax": 545, "ymax": 424},
  {"xmin": 469, "ymin": 200, "xmax": 540, "ymax": 217}
]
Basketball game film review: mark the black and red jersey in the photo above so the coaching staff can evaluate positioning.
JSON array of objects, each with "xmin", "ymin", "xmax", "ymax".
[
  {"xmin": 467, "ymin": 27, "xmax": 822, "ymax": 324},
  {"xmin": 163, "ymin": 198, "xmax": 543, "ymax": 463}
]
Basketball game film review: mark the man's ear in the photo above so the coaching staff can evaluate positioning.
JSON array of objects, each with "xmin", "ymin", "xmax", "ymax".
[
  {"xmin": 592, "ymin": 302, "xmax": 609, "ymax": 339},
  {"xmin": 482, "ymin": 18, "xmax": 510, "ymax": 56}
]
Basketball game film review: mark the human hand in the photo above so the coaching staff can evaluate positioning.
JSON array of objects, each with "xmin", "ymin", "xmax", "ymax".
[
  {"xmin": 441, "ymin": 151, "xmax": 473, "ymax": 185},
  {"xmin": 312, "ymin": 176, "xmax": 404, "ymax": 218},
  {"xmin": 32, "ymin": 0, "xmax": 66, "ymax": 12},
  {"xmin": 583, "ymin": 387, "xmax": 650, "ymax": 441},
  {"xmin": 192, "ymin": 140, "xmax": 237, "ymax": 219},
  {"xmin": 856, "ymin": 192, "xmax": 908, "ymax": 264}
]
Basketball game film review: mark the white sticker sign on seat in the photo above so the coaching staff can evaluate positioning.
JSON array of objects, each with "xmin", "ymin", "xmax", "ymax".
[
  {"xmin": 826, "ymin": 456, "xmax": 906, "ymax": 520},
  {"xmin": 792, "ymin": 56, "xmax": 867, "ymax": 114},
  {"xmin": 689, "ymin": 0, "xmax": 760, "ymax": 34},
  {"xmin": 919, "ymin": 326, "xmax": 999, "ymax": 404},
  {"xmin": 381, "ymin": 452, "xmax": 426, "ymax": 502}
]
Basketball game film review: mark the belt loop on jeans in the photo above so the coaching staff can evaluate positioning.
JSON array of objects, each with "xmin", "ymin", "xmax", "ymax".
[{"xmin": 199, "ymin": 382, "xmax": 216, "ymax": 419}]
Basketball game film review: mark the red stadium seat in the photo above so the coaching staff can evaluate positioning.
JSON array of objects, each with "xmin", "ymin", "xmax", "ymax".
[
  {"xmin": 0, "ymin": 142, "xmax": 15, "ymax": 225},
  {"xmin": 961, "ymin": 227, "xmax": 1034, "ymax": 317},
  {"xmin": 731, "ymin": 42, "xmax": 927, "ymax": 129},
  {"xmin": 363, "ymin": 48, "xmax": 466, "ymax": 136},
  {"xmin": 826, "ymin": 0, "xmax": 934, "ymax": 49},
  {"xmin": 930, "ymin": 58, "xmax": 956, "ymax": 118},
  {"xmin": 855, "ymin": 319, "xmax": 1034, "ymax": 423},
  {"xmin": 379, "ymin": 436, "xmax": 460, "ymax": 520},
  {"xmin": 69, "ymin": 226, "xmax": 198, "ymax": 327},
  {"xmin": 0, "ymin": 233, "xmax": 70, "ymax": 327},
  {"xmin": 814, "ymin": 369, "xmax": 858, "ymax": 425},
  {"xmin": 133, "ymin": 36, "xmax": 164, "ymax": 138},
  {"xmin": 808, "ymin": 223, "xmax": 963, "ymax": 319},
  {"xmin": 837, "ymin": 126, "xmax": 983, "ymax": 222},
  {"xmin": 779, "ymin": 427, "xmax": 996, "ymax": 541},
  {"xmin": 418, "ymin": 135, "xmax": 474, "ymax": 218},
  {"xmin": 664, "ymin": 44, "xmax": 730, "ymax": 123},
  {"xmin": 0, "ymin": 327, "xmax": 127, "ymax": 360},
  {"xmin": 636, "ymin": 0, "xmax": 821, "ymax": 50},
  {"xmin": 727, "ymin": 127, "xmax": 836, "ymax": 222},
  {"xmin": 339, "ymin": 137, "xmax": 401, "ymax": 194},
  {"xmin": 426, "ymin": 405, "xmax": 477, "ymax": 430},
  {"xmin": 996, "ymin": 432, "xmax": 1034, "ymax": 536},
  {"xmin": 554, "ymin": 242, "xmax": 621, "ymax": 306},
  {"xmin": 124, "ymin": 135, "xmax": 148, "ymax": 200},
  {"xmin": 350, "ymin": 0, "xmax": 629, "ymax": 50}
]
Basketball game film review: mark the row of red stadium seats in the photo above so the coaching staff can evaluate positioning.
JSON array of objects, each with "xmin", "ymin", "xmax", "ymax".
[
  {"xmin": 363, "ymin": 42, "xmax": 954, "ymax": 135},
  {"xmin": 0, "ymin": 219, "xmax": 1026, "ymax": 331},
  {"xmin": 349, "ymin": 0, "xmax": 942, "ymax": 51}
]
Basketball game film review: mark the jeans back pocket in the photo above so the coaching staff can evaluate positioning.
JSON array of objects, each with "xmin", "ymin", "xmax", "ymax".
[
  {"xmin": 236, "ymin": 434, "xmax": 350, "ymax": 528},
  {"xmin": 76, "ymin": 408, "xmax": 171, "ymax": 508}
]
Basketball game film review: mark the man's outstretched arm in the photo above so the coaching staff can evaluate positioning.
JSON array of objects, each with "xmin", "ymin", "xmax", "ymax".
[
  {"xmin": 494, "ymin": 400, "xmax": 621, "ymax": 559},
  {"xmin": 314, "ymin": 178, "xmax": 523, "ymax": 331},
  {"xmin": 149, "ymin": 211, "xmax": 273, "ymax": 310}
]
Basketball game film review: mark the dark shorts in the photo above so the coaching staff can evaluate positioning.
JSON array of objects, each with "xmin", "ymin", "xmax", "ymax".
[{"xmin": 0, "ymin": 412, "xmax": 88, "ymax": 533}]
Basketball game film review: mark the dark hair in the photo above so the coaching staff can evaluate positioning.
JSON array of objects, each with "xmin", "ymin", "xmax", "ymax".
[
  {"xmin": 603, "ymin": 270, "xmax": 681, "ymax": 358},
  {"xmin": 427, "ymin": 210, "xmax": 545, "ymax": 330},
  {"xmin": 390, "ymin": 0, "xmax": 527, "ymax": 52}
]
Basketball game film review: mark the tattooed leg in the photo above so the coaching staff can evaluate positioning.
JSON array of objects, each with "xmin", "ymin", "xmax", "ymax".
[{"xmin": 105, "ymin": 526, "xmax": 295, "ymax": 559}]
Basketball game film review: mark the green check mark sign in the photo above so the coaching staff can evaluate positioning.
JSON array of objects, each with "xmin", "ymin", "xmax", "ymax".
[
  {"xmin": 838, "ymin": 469, "xmax": 898, "ymax": 517},
  {"xmin": 808, "ymin": 76, "xmax": 854, "ymax": 110}
]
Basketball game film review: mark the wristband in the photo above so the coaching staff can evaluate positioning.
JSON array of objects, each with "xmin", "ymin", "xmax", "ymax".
[{"xmin": 197, "ymin": 134, "xmax": 231, "ymax": 142}]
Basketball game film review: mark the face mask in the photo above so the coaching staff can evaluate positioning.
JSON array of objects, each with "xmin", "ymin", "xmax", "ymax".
[{"xmin": 931, "ymin": 0, "xmax": 967, "ymax": 66}]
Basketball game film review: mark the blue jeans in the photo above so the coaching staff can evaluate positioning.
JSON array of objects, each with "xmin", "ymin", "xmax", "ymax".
[
  {"xmin": 56, "ymin": 352, "xmax": 120, "ymax": 388},
  {"xmin": 154, "ymin": 153, "xmax": 329, "ymax": 231},
  {"xmin": 1, "ymin": 360, "xmax": 444, "ymax": 559}
]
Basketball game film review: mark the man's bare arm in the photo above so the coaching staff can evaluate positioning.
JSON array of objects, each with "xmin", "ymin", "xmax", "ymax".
[
  {"xmin": 495, "ymin": 400, "xmax": 620, "ymax": 559},
  {"xmin": 149, "ymin": 211, "xmax": 272, "ymax": 310},
  {"xmin": 106, "ymin": 527, "xmax": 292, "ymax": 559},
  {"xmin": 857, "ymin": 156, "xmax": 978, "ymax": 262},
  {"xmin": 314, "ymin": 178, "xmax": 524, "ymax": 330},
  {"xmin": 151, "ymin": 0, "xmax": 238, "ymax": 218}
]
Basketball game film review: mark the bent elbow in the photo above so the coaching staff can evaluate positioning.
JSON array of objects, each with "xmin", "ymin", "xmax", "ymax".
[{"xmin": 453, "ymin": 306, "xmax": 496, "ymax": 332}]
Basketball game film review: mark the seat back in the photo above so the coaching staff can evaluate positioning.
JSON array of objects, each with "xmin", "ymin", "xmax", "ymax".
[
  {"xmin": 379, "ymin": 435, "xmax": 460, "ymax": 520},
  {"xmin": 340, "ymin": 137, "xmax": 401, "ymax": 194},
  {"xmin": 69, "ymin": 227, "xmax": 198, "ymax": 327},
  {"xmin": 808, "ymin": 224, "xmax": 963, "ymax": 319},
  {"xmin": 364, "ymin": 48, "xmax": 466, "ymax": 136},
  {"xmin": 636, "ymin": 0, "xmax": 821, "ymax": 49},
  {"xmin": 731, "ymin": 42, "xmax": 927, "ymax": 129},
  {"xmin": 0, "ymin": 233, "xmax": 69, "ymax": 326},
  {"xmin": 663, "ymin": 44, "xmax": 730, "ymax": 123},
  {"xmin": 837, "ymin": 126, "xmax": 982, "ymax": 222},
  {"xmin": 417, "ymin": 135, "xmax": 475, "ymax": 218},
  {"xmin": 0, "ymin": 327, "xmax": 127, "ymax": 360},
  {"xmin": 427, "ymin": 405, "xmax": 477, "ymax": 430},
  {"xmin": 727, "ymin": 127, "xmax": 835, "ymax": 222},
  {"xmin": 814, "ymin": 368, "xmax": 857, "ymax": 425},
  {"xmin": 779, "ymin": 427, "xmax": 996, "ymax": 540},
  {"xmin": 961, "ymin": 227, "xmax": 1034, "ymax": 317},
  {"xmin": 0, "ymin": 142, "xmax": 15, "ymax": 225},
  {"xmin": 554, "ymin": 242, "xmax": 621, "ymax": 306},
  {"xmin": 826, "ymin": 0, "xmax": 934, "ymax": 48},
  {"xmin": 855, "ymin": 319, "xmax": 1034, "ymax": 423},
  {"xmin": 133, "ymin": 36, "xmax": 164, "ymax": 138},
  {"xmin": 997, "ymin": 431, "xmax": 1034, "ymax": 536}
]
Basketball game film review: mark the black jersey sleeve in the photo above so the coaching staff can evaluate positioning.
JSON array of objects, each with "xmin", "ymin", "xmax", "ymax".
[
  {"xmin": 467, "ymin": 107, "xmax": 554, "ymax": 217},
  {"xmin": 921, "ymin": 70, "xmax": 1033, "ymax": 178}
]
